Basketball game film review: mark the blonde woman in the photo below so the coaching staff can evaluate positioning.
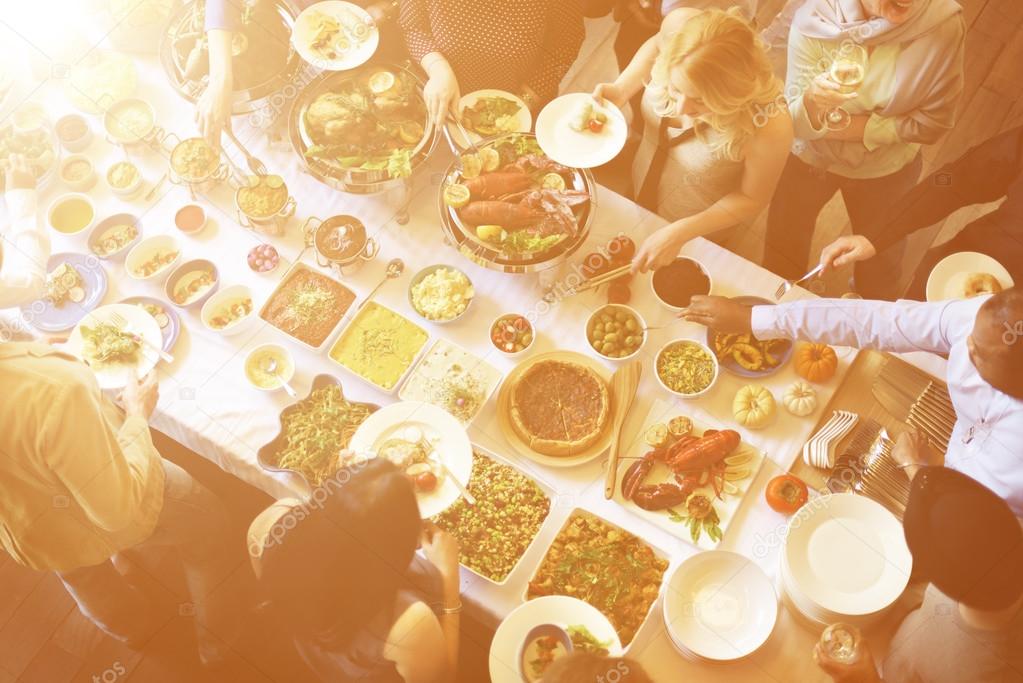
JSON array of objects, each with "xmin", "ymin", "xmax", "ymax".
[{"xmin": 593, "ymin": 7, "xmax": 793, "ymax": 272}]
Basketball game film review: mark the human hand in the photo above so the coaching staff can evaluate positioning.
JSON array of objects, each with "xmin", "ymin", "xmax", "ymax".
[
  {"xmin": 120, "ymin": 371, "xmax": 159, "ymax": 421},
  {"xmin": 679, "ymin": 295, "xmax": 755, "ymax": 333},
  {"xmin": 804, "ymin": 72, "xmax": 857, "ymax": 119},
  {"xmin": 195, "ymin": 76, "xmax": 233, "ymax": 149},
  {"xmin": 592, "ymin": 82, "xmax": 627, "ymax": 109},
  {"xmin": 820, "ymin": 235, "xmax": 877, "ymax": 274},
  {"xmin": 892, "ymin": 429, "xmax": 943, "ymax": 479},
  {"xmin": 813, "ymin": 640, "xmax": 881, "ymax": 683},
  {"xmin": 420, "ymin": 521, "xmax": 460, "ymax": 589},
  {"xmin": 3, "ymin": 154, "xmax": 36, "ymax": 191},
  {"xmin": 631, "ymin": 224, "xmax": 688, "ymax": 273},
  {"xmin": 423, "ymin": 58, "xmax": 460, "ymax": 125}
]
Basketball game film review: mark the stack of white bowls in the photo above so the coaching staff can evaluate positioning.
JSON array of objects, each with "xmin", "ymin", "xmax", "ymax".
[
  {"xmin": 663, "ymin": 551, "xmax": 778, "ymax": 662},
  {"xmin": 780, "ymin": 493, "xmax": 913, "ymax": 627}
]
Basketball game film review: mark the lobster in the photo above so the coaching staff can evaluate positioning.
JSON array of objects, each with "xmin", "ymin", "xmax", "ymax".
[
  {"xmin": 463, "ymin": 172, "xmax": 534, "ymax": 199},
  {"xmin": 620, "ymin": 430, "xmax": 741, "ymax": 511},
  {"xmin": 458, "ymin": 201, "xmax": 546, "ymax": 228}
]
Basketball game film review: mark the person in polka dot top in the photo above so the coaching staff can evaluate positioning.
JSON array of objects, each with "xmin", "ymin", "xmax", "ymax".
[{"xmin": 399, "ymin": 0, "xmax": 586, "ymax": 123}]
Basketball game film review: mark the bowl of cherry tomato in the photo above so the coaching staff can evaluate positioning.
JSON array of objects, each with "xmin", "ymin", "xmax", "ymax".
[{"xmin": 490, "ymin": 314, "xmax": 534, "ymax": 357}]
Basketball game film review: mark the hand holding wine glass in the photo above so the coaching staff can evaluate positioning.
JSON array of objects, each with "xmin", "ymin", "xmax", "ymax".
[{"xmin": 823, "ymin": 44, "xmax": 868, "ymax": 131}]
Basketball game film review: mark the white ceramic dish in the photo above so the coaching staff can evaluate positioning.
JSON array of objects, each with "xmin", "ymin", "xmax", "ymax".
[
  {"xmin": 450, "ymin": 89, "xmax": 532, "ymax": 146},
  {"xmin": 489, "ymin": 596, "xmax": 622, "ymax": 683},
  {"xmin": 490, "ymin": 313, "xmax": 535, "ymax": 357},
  {"xmin": 59, "ymin": 154, "xmax": 96, "ymax": 191},
  {"xmin": 585, "ymin": 304, "xmax": 646, "ymax": 362},
  {"xmin": 125, "ymin": 234, "xmax": 181, "ymax": 283},
  {"xmin": 164, "ymin": 258, "xmax": 220, "ymax": 309},
  {"xmin": 47, "ymin": 192, "xmax": 96, "ymax": 237},
  {"xmin": 65, "ymin": 303, "xmax": 162, "ymax": 390},
  {"xmin": 349, "ymin": 401, "xmax": 472, "ymax": 518},
  {"xmin": 398, "ymin": 338, "xmax": 502, "ymax": 424},
  {"xmin": 88, "ymin": 213, "xmax": 142, "ymax": 261},
  {"xmin": 407, "ymin": 264, "xmax": 474, "ymax": 324},
  {"xmin": 650, "ymin": 256, "xmax": 713, "ymax": 312},
  {"xmin": 654, "ymin": 339, "xmax": 720, "ymax": 399},
  {"xmin": 663, "ymin": 550, "xmax": 777, "ymax": 661},
  {"xmin": 535, "ymin": 92, "xmax": 626, "ymax": 168},
  {"xmin": 243, "ymin": 344, "xmax": 296, "ymax": 392},
  {"xmin": 925, "ymin": 251, "xmax": 1014, "ymax": 302},
  {"xmin": 201, "ymin": 284, "xmax": 257, "ymax": 336},
  {"xmin": 292, "ymin": 1, "xmax": 379, "ymax": 71}
]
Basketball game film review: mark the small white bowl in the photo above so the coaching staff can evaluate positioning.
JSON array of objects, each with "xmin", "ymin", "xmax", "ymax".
[
  {"xmin": 174, "ymin": 204, "xmax": 208, "ymax": 235},
  {"xmin": 165, "ymin": 258, "xmax": 220, "ymax": 309},
  {"xmin": 585, "ymin": 304, "xmax": 646, "ymax": 362},
  {"xmin": 655, "ymin": 339, "xmax": 719, "ymax": 399},
  {"xmin": 490, "ymin": 313, "xmax": 535, "ymax": 357},
  {"xmin": 201, "ymin": 285, "xmax": 257, "ymax": 336},
  {"xmin": 47, "ymin": 192, "xmax": 96, "ymax": 236},
  {"xmin": 59, "ymin": 154, "xmax": 97, "ymax": 192},
  {"xmin": 55, "ymin": 113, "xmax": 92, "ymax": 152},
  {"xmin": 244, "ymin": 344, "xmax": 295, "ymax": 392},
  {"xmin": 125, "ymin": 234, "xmax": 181, "ymax": 282},
  {"xmin": 651, "ymin": 256, "xmax": 714, "ymax": 312},
  {"xmin": 105, "ymin": 160, "xmax": 143, "ymax": 198},
  {"xmin": 88, "ymin": 213, "xmax": 142, "ymax": 261},
  {"xmin": 408, "ymin": 264, "xmax": 474, "ymax": 324}
]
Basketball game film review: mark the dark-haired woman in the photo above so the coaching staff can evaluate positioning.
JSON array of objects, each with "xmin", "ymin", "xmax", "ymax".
[{"xmin": 248, "ymin": 459, "xmax": 461, "ymax": 683}]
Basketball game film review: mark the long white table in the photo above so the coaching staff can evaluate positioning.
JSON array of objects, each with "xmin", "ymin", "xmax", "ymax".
[{"xmin": 11, "ymin": 43, "xmax": 949, "ymax": 683}]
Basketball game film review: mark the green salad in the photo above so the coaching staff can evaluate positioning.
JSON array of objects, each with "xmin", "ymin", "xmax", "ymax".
[
  {"xmin": 462, "ymin": 95, "xmax": 522, "ymax": 137},
  {"xmin": 81, "ymin": 323, "xmax": 142, "ymax": 367}
]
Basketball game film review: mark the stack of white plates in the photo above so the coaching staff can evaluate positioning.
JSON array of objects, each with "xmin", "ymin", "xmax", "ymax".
[
  {"xmin": 780, "ymin": 493, "xmax": 912, "ymax": 627},
  {"xmin": 663, "ymin": 551, "xmax": 778, "ymax": 662}
]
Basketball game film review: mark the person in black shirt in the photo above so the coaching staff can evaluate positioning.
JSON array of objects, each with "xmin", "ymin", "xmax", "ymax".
[{"xmin": 819, "ymin": 125, "xmax": 1023, "ymax": 300}]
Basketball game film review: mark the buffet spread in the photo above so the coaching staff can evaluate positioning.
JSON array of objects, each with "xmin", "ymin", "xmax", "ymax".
[{"xmin": 4, "ymin": 7, "xmax": 956, "ymax": 680}]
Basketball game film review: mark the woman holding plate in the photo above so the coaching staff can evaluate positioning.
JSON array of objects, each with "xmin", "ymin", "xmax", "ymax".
[{"xmin": 592, "ymin": 8, "xmax": 794, "ymax": 273}]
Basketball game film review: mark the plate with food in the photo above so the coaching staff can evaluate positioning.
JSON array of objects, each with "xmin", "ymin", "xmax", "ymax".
[
  {"xmin": 655, "ymin": 339, "xmax": 720, "ymax": 399},
  {"xmin": 496, "ymin": 351, "xmax": 613, "ymax": 467},
  {"xmin": 348, "ymin": 401, "xmax": 473, "ymax": 518},
  {"xmin": 432, "ymin": 446, "xmax": 552, "ymax": 584},
  {"xmin": 441, "ymin": 133, "xmax": 593, "ymax": 261},
  {"xmin": 293, "ymin": 1, "xmax": 379, "ymax": 71},
  {"xmin": 119, "ymin": 296, "xmax": 180, "ymax": 353},
  {"xmin": 259, "ymin": 262, "xmax": 357, "ymax": 350},
  {"xmin": 526, "ymin": 509, "xmax": 669, "ymax": 647},
  {"xmin": 707, "ymin": 297, "xmax": 793, "ymax": 377},
  {"xmin": 490, "ymin": 596, "xmax": 622, "ymax": 683},
  {"xmin": 614, "ymin": 400, "xmax": 765, "ymax": 550},
  {"xmin": 65, "ymin": 304, "xmax": 162, "ymax": 389},
  {"xmin": 398, "ymin": 339, "xmax": 502, "ymax": 424},
  {"xmin": 22, "ymin": 253, "xmax": 108, "ymax": 332},
  {"xmin": 328, "ymin": 301, "xmax": 430, "ymax": 393},
  {"xmin": 451, "ymin": 89, "xmax": 531, "ymax": 145},
  {"xmin": 0, "ymin": 124, "xmax": 58, "ymax": 186},
  {"xmin": 925, "ymin": 251, "xmax": 1014, "ymax": 302},
  {"xmin": 257, "ymin": 375, "xmax": 379, "ymax": 488},
  {"xmin": 535, "ymin": 93, "xmax": 626, "ymax": 169}
]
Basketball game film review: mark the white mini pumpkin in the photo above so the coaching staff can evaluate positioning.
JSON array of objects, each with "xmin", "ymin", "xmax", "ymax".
[
  {"xmin": 733, "ymin": 384, "xmax": 777, "ymax": 430},
  {"xmin": 783, "ymin": 381, "xmax": 818, "ymax": 417}
]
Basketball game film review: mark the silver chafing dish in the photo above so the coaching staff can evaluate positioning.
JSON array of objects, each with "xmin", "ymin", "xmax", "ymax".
[
  {"xmin": 438, "ymin": 133, "xmax": 595, "ymax": 275},
  {"xmin": 302, "ymin": 214, "xmax": 379, "ymax": 277},
  {"xmin": 160, "ymin": 0, "xmax": 302, "ymax": 117},
  {"xmin": 167, "ymin": 134, "xmax": 232, "ymax": 196},
  {"xmin": 288, "ymin": 63, "xmax": 438, "ymax": 221}
]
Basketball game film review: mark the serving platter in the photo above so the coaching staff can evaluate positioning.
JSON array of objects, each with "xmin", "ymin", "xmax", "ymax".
[
  {"xmin": 449, "ymin": 89, "xmax": 532, "ymax": 147},
  {"xmin": 292, "ymin": 1, "xmax": 379, "ymax": 71},
  {"xmin": 398, "ymin": 338, "xmax": 502, "ymax": 424},
  {"xmin": 612, "ymin": 399, "xmax": 765, "ymax": 550},
  {"xmin": 705, "ymin": 296, "xmax": 793, "ymax": 378},
  {"xmin": 349, "ymin": 401, "xmax": 473, "ymax": 518},
  {"xmin": 925, "ymin": 251, "xmax": 1014, "ymax": 302},
  {"xmin": 489, "ymin": 595, "xmax": 622, "ymax": 683},
  {"xmin": 535, "ymin": 92, "xmax": 627, "ymax": 169},
  {"xmin": 23, "ymin": 253, "xmax": 108, "ymax": 332},
  {"xmin": 259, "ymin": 261, "xmax": 357, "ymax": 352},
  {"xmin": 495, "ymin": 350, "xmax": 613, "ymax": 468},
  {"xmin": 65, "ymin": 303, "xmax": 162, "ymax": 390}
]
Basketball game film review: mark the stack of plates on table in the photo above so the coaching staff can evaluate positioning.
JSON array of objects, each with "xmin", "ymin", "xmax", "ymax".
[
  {"xmin": 663, "ymin": 551, "xmax": 778, "ymax": 662},
  {"xmin": 781, "ymin": 493, "xmax": 912, "ymax": 627}
]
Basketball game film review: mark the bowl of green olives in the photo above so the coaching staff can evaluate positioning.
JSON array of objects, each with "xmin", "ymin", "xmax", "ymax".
[{"xmin": 586, "ymin": 304, "xmax": 646, "ymax": 361}]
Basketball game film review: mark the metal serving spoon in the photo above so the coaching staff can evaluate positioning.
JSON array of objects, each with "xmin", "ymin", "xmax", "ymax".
[{"xmin": 357, "ymin": 258, "xmax": 404, "ymax": 310}]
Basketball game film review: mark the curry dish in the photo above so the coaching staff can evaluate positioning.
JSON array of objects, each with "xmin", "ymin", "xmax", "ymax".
[
  {"xmin": 328, "ymin": 302, "xmax": 428, "ymax": 391},
  {"xmin": 171, "ymin": 137, "xmax": 219, "ymax": 181},
  {"xmin": 260, "ymin": 266, "xmax": 355, "ymax": 347}
]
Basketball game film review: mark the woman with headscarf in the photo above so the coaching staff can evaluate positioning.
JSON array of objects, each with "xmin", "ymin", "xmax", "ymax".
[{"xmin": 762, "ymin": 0, "xmax": 965, "ymax": 298}]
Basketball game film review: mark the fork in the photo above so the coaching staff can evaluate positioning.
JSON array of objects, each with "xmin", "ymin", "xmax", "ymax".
[
  {"xmin": 774, "ymin": 263, "xmax": 824, "ymax": 300},
  {"xmin": 110, "ymin": 311, "xmax": 174, "ymax": 364},
  {"xmin": 223, "ymin": 127, "xmax": 269, "ymax": 176}
]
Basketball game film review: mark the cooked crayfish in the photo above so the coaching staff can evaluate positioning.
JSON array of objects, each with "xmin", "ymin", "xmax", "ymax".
[{"xmin": 621, "ymin": 429, "xmax": 742, "ymax": 511}]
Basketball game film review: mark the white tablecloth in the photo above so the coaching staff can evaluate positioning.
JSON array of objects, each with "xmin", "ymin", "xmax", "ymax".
[{"xmin": 13, "ymin": 46, "xmax": 949, "ymax": 682}]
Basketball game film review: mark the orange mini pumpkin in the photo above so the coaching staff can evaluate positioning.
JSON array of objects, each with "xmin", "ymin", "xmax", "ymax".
[{"xmin": 795, "ymin": 343, "xmax": 838, "ymax": 383}]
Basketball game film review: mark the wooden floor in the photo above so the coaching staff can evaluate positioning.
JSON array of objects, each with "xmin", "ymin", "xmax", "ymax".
[{"xmin": 2, "ymin": 2, "xmax": 1021, "ymax": 681}]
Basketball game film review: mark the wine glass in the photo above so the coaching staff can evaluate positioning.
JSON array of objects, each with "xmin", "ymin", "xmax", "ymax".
[{"xmin": 824, "ymin": 44, "xmax": 868, "ymax": 132}]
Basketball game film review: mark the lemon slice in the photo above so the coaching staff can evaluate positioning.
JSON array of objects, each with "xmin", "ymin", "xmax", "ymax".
[
  {"xmin": 460, "ymin": 153, "xmax": 482, "ymax": 179},
  {"xmin": 541, "ymin": 172, "xmax": 566, "ymax": 191},
  {"xmin": 265, "ymin": 174, "xmax": 285, "ymax": 189},
  {"xmin": 475, "ymin": 225, "xmax": 506, "ymax": 243},
  {"xmin": 369, "ymin": 70, "xmax": 395, "ymax": 94},
  {"xmin": 443, "ymin": 183, "xmax": 471, "ymax": 209},
  {"xmin": 479, "ymin": 147, "xmax": 500, "ymax": 172},
  {"xmin": 645, "ymin": 423, "xmax": 668, "ymax": 447}
]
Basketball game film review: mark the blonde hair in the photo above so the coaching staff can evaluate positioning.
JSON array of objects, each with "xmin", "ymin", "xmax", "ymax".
[{"xmin": 650, "ymin": 8, "xmax": 781, "ymax": 160}]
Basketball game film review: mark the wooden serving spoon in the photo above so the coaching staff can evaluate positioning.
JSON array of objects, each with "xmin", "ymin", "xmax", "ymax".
[{"xmin": 604, "ymin": 361, "xmax": 642, "ymax": 499}]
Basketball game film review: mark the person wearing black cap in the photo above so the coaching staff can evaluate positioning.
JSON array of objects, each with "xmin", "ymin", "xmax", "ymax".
[{"xmin": 814, "ymin": 464, "xmax": 1023, "ymax": 682}]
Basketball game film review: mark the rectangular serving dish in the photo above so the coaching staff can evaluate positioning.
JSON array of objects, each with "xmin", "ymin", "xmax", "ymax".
[
  {"xmin": 258, "ymin": 261, "xmax": 357, "ymax": 352},
  {"xmin": 398, "ymin": 338, "xmax": 503, "ymax": 424},
  {"xmin": 326, "ymin": 300, "xmax": 430, "ymax": 394},
  {"xmin": 432, "ymin": 444, "xmax": 555, "ymax": 587},
  {"xmin": 522, "ymin": 508, "xmax": 670, "ymax": 649}
]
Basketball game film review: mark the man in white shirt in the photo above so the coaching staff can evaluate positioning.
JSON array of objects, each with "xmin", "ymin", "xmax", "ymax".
[
  {"xmin": 1, "ymin": 154, "xmax": 49, "ymax": 312},
  {"xmin": 682, "ymin": 290, "xmax": 1023, "ymax": 515}
]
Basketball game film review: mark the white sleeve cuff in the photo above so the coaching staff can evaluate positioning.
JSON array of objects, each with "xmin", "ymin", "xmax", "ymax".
[{"xmin": 750, "ymin": 305, "xmax": 781, "ymax": 339}]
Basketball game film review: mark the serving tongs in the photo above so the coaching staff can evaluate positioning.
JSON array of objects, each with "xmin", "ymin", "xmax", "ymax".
[
  {"xmin": 541, "ymin": 263, "xmax": 632, "ymax": 304},
  {"xmin": 439, "ymin": 112, "xmax": 482, "ymax": 167}
]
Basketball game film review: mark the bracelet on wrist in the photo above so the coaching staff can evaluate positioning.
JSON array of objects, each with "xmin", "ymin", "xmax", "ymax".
[{"xmin": 440, "ymin": 601, "xmax": 462, "ymax": 615}]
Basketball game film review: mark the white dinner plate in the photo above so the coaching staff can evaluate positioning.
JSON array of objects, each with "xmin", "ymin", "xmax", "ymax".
[
  {"xmin": 65, "ymin": 303, "xmax": 162, "ymax": 390},
  {"xmin": 292, "ymin": 1, "xmax": 379, "ymax": 71},
  {"xmin": 535, "ymin": 92, "xmax": 627, "ymax": 169},
  {"xmin": 348, "ymin": 401, "xmax": 472, "ymax": 518},
  {"xmin": 663, "ymin": 551, "xmax": 778, "ymax": 661},
  {"xmin": 783, "ymin": 493, "xmax": 912, "ymax": 617},
  {"xmin": 489, "ymin": 596, "xmax": 622, "ymax": 683},
  {"xmin": 449, "ymin": 89, "xmax": 532, "ymax": 147},
  {"xmin": 925, "ymin": 251, "xmax": 1014, "ymax": 302}
]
